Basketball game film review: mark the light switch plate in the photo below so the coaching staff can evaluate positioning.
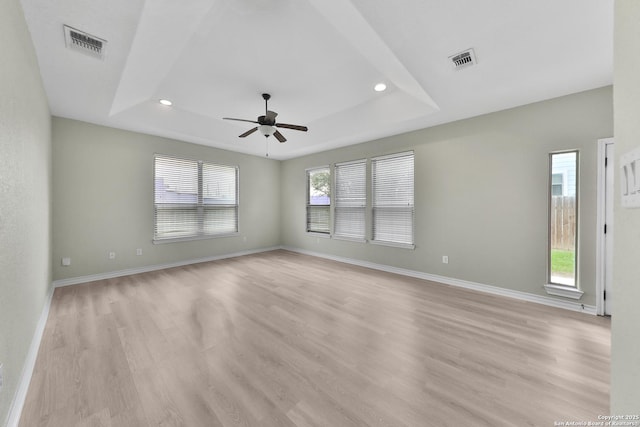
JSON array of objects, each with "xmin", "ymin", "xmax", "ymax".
[{"xmin": 621, "ymin": 146, "xmax": 640, "ymax": 208}]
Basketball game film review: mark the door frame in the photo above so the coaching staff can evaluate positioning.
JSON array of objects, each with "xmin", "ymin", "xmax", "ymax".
[{"xmin": 596, "ymin": 137, "xmax": 614, "ymax": 316}]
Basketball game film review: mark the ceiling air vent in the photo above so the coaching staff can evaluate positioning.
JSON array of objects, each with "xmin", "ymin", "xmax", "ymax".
[
  {"xmin": 63, "ymin": 25, "xmax": 106, "ymax": 60},
  {"xmin": 449, "ymin": 48, "xmax": 476, "ymax": 71}
]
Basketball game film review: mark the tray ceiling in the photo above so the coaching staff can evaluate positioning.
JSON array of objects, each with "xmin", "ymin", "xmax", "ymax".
[{"xmin": 20, "ymin": 0, "xmax": 612, "ymax": 159}]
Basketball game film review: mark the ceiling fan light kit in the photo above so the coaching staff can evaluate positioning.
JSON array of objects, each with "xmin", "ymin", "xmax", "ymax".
[
  {"xmin": 223, "ymin": 93, "xmax": 308, "ymax": 146},
  {"xmin": 258, "ymin": 124, "xmax": 275, "ymax": 137}
]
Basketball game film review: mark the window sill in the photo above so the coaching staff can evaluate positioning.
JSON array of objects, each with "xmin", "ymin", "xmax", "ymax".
[
  {"xmin": 306, "ymin": 231, "xmax": 331, "ymax": 238},
  {"xmin": 332, "ymin": 235, "xmax": 367, "ymax": 243},
  {"xmin": 153, "ymin": 232, "xmax": 239, "ymax": 244},
  {"xmin": 544, "ymin": 284, "xmax": 584, "ymax": 300},
  {"xmin": 370, "ymin": 240, "xmax": 415, "ymax": 250}
]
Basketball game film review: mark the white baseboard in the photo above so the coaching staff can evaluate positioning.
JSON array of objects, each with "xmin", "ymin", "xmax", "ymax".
[
  {"xmin": 282, "ymin": 246, "xmax": 597, "ymax": 315},
  {"xmin": 6, "ymin": 286, "xmax": 54, "ymax": 427},
  {"xmin": 52, "ymin": 246, "xmax": 281, "ymax": 288}
]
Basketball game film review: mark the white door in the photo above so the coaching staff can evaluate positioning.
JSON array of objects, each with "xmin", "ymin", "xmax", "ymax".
[
  {"xmin": 597, "ymin": 138, "xmax": 614, "ymax": 316},
  {"xmin": 604, "ymin": 143, "xmax": 614, "ymax": 315}
]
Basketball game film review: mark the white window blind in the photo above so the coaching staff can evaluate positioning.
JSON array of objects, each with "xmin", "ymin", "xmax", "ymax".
[
  {"xmin": 372, "ymin": 151, "xmax": 414, "ymax": 246},
  {"xmin": 154, "ymin": 155, "xmax": 238, "ymax": 241},
  {"xmin": 306, "ymin": 167, "xmax": 330, "ymax": 233},
  {"xmin": 334, "ymin": 160, "xmax": 366, "ymax": 240}
]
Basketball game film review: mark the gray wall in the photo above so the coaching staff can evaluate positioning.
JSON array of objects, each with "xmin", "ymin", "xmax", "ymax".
[
  {"xmin": 0, "ymin": 0, "xmax": 52, "ymax": 424},
  {"xmin": 612, "ymin": 0, "xmax": 640, "ymax": 413},
  {"xmin": 52, "ymin": 118, "xmax": 281, "ymax": 281},
  {"xmin": 281, "ymin": 86, "xmax": 613, "ymax": 307}
]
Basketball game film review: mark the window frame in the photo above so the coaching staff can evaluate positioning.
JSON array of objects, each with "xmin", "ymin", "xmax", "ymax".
[
  {"xmin": 153, "ymin": 154, "xmax": 239, "ymax": 244},
  {"xmin": 371, "ymin": 151, "xmax": 415, "ymax": 249},
  {"xmin": 333, "ymin": 159, "xmax": 367, "ymax": 242},
  {"xmin": 545, "ymin": 149, "xmax": 583, "ymax": 299},
  {"xmin": 306, "ymin": 165, "xmax": 331, "ymax": 235}
]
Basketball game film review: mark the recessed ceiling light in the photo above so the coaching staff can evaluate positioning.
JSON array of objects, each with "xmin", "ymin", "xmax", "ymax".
[
  {"xmin": 159, "ymin": 99, "xmax": 172, "ymax": 106},
  {"xmin": 374, "ymin": 83, "xmax": 387, "ymax": 92}
]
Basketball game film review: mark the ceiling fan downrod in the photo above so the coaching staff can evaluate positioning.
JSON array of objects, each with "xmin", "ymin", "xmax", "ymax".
[{"xmin": 263, "ymin": 93, "xmax": 270, "ymax": 116}]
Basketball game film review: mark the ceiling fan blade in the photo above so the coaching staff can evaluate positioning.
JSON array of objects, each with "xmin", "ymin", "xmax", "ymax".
[
  {"xmin": 275, "ymin": 123, "xmax": 308, "ymax": 132},
  {"xmin": 239, "ymin": 127, "xmax": 258, "ymax": 138},
  {"xmin": 223, "ymin": 117, "xmax": 259, "ymax": 124},
  {"xmin": 273, "ymin": 130, "xmax": 287, "ymax": 143}
]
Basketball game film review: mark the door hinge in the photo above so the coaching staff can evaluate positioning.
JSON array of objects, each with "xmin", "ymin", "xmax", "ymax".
[
  {"xmin": 604, "ymin": 290, "xmax": 607, "ymax": 301},
  {"xmin": 604, "ymin": 224, "xmax": 607, "ymax": 234},
  {"xmin": 605, "ymin": 157, "xmax": 608, "ymax": 167}
]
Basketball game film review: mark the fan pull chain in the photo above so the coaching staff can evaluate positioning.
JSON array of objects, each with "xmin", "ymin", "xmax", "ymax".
[{"xmin": 265, "ymin": 139, "xmax": 269, "ymax": 157}]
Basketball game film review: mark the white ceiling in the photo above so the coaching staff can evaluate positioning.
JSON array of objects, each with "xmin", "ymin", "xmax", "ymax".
[{"xmin": 20, "ymin": 0, "xmax": 613, "ymax": 160}]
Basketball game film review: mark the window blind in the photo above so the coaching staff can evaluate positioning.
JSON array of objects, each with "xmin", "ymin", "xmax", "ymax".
[
  {"xmin": 371, "ymin": 152, "xmax": 414, "ymax": 245},
  {"xmin": 334, "ymin": 160, "xmax": 366, "ymax": 240},
  {"xmin": 306, "ymin": 167, "xmax": 330, "ymax": 233},
  {"xmin": 154, "ymin": 155, "xmax": 238, "ymax": 241}
]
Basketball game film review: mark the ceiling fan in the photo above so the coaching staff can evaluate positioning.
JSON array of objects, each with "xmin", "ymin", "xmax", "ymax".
[{"xmin": 223, "ymin": 93, "xmax": 308, "ymax": 143}]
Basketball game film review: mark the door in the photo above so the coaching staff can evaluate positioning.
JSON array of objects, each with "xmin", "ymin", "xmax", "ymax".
[
  {"xmin": 597, "ymin": 138, "xmax": 614, "ymax": 316},
  {"xmin": 604, "ymin": 142, "xmax": 614, "ymax": 315}
]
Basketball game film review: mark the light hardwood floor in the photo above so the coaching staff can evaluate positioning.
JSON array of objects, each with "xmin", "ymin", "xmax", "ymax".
[{"xmin": 20, "ymin": 250, "xmax": 610, "ymax": 427}]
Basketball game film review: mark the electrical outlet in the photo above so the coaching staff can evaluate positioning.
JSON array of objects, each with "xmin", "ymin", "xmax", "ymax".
[
  {"xmin": 62, "ymin": 257, "xmax": 71, "ymax": 266},
  {"xmin": 136, "ymin": 248, "xmax": 143, "ymax": 256},
  {"xmin": 442, "ymin": 255, "xmax": 449, "ymax": 264},
  {"xmin": 109, "ymin": 252, "xmax": 116, "ymax": 260}
]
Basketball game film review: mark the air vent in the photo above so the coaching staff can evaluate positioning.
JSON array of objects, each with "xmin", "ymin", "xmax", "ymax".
[
  {"xmin": 449, "ymin": 48, "xmax": 476, "ymax": 70},
  {"xmin": 63, "ymin": 25, "xmax": 106, "ymax": 60}
]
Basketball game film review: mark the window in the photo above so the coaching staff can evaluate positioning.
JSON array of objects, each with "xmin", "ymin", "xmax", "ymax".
[
  {"xmin": 371, "ymin": 151, "xmax": 415, "ymax": 246},
  {"xmin": 551, "ymin": 173, "xmax": 564, "ymax": 196},
  {"xmin": 154, "ymin": 155, "xmax": 238, "ymax": 242},
  {"xmin": 334, "ymin": 160, "xmax": 366, "ymax": 240},
  {"xmin": 306, "ymin": 166, "xmax": 330, "ymax": 234},
  {"xmin": 548, "ymin": 151, "xmax": 578, "ymax": 287}
]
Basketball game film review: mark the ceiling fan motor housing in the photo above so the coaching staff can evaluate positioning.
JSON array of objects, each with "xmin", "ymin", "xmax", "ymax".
[{"xmin": 258, "ymin": 115, "xmax": 276, "ymax": 126}]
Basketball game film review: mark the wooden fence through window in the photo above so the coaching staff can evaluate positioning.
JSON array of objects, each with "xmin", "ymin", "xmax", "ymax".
[{"xmin": 550, "ymin": 196, "xmax": 576, "ymax": 250}]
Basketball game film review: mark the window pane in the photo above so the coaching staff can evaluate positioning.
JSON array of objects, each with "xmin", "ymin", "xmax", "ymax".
[
  {"xmin": 154, "ymin": 206, "xmax": 199, "ymax": 239},
  {"xmin": 203, "ymin": 206, "xmax": 238, "ymax": 235},
  {"xmin": 154, "ymin": 157, "xmax": 198, "ymax": 204},
  {"xmin": 307, "ymin": 206, "xmax": 330, "ymax": 233},
  {"xmin": 308, "ymin": 167, "xmax": 330, "ymax": 205},
  {"xmin": 372, "ymin": 207, "xmax": 413, "ymax": 244},
  {"xmin": 372, "ymin": 155, "xmax": 414, "ymax": 207},
  {"xmin": 549, "ymin": 151, "xmax": 578, "ymax": 286},
  {"xmin": 307, "ymin": 167, "xmax": 330, "ymax": 233},
  {"xmin": 203, "ymin": 163, "xmax": 237, "ymax": 205},
  {"xmin": 335, "ymin": 207, "xmax": 366, "ymax": 239},
  {"xmin": 335, "ymin": 160, "xmax": 366, "ymax": 239}
]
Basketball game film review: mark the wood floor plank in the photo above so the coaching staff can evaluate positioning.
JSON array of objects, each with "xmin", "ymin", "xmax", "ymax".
[{"xmin": 19, "ymin": 250, "xmax": 610, "ymax": 426}]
